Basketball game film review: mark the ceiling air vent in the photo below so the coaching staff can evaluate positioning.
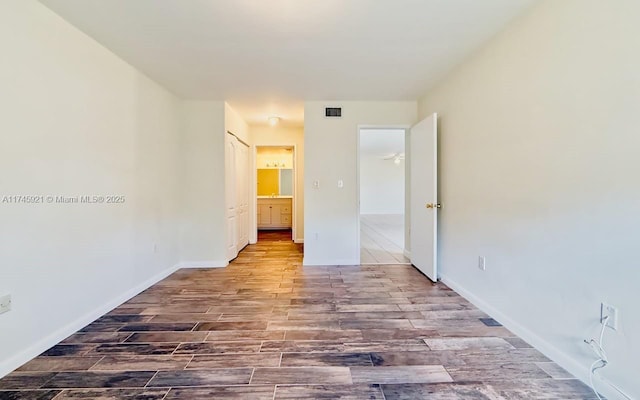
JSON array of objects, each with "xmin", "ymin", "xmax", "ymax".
[{"xmin": 325, "ymin": 107, "xmax": 342, "ymax": 118}]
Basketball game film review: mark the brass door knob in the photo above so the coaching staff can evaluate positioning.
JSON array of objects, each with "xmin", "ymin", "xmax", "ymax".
[{"xmin": 426, "ymin": 203, "xmax": 442, "ymax": 209}]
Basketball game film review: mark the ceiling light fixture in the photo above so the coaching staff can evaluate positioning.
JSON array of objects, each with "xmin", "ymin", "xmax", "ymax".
[{"xmin": 268, "ymin": 116, "xmax": 280, "ymax": 126}]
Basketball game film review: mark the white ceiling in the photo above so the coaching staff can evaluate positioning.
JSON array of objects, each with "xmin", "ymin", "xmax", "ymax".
[
  {"xmin": 40, "ymin": 0, "xmax": 535, "ymax": 127},
  {"xmin": 360, "ymin": 129, "xmax": 405, "ymax": 158}
]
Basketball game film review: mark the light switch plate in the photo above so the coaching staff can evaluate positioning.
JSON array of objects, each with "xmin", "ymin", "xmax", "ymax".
[
  {"xmin": 478, "ymin": 256, "xmax": 486, "ymax": 271},
  {"xmin": 601, "ymin": 302, "xmax": 618, "ymax": 330},
  {"xmin": 0, "ymin": 294, "xmax": 11, "ymax": 315}
]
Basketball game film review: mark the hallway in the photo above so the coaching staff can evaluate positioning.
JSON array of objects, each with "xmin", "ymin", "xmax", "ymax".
[
  {"xmin": 0, "ymin": 234, "xmax": 595, "ymax": 399},
  {"xmin": 360, "ymin": 214, "xmax": 410, "ymax": 265}
]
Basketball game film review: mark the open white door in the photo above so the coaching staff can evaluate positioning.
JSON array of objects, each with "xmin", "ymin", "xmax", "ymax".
[{"xmin": 410, "ymin": 113, "xmax": 438, "ymax": 281}]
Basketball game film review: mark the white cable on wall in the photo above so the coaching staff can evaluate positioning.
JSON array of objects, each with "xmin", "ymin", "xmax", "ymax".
[
  {"xmin": 584, "ymin": 315, "xmax": 609, "ymax": 400},
  {"xmin": 583, "ymin": 316, "xmax": 633, "ymax": 400}
]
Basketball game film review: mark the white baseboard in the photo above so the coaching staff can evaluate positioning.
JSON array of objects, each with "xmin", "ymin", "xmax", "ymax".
[
  {"xmin": 294, "ymin": 238, "xmax": 304, "ymax": 244},
  {"xmin": 403, "ymin": 249, "xmax": 411, "ymax": 258},
  {"xmin": 177, "ymin": 260, "xmax": 228, "ymax": 269},
  {"xmin": 440, "ymin": 274, "xmax": 631, "ymax": 400},
  {"xmin": 0, "ymin": 263, "xmax": 180, "ymax": 379},
  {"xmin": 303, "ymin": 258, "xmax": 359, "ymax": 266}
]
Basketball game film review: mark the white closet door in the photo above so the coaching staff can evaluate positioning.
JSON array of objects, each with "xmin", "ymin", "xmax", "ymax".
[{"xmin": 225, "ymin": 134, "xmax": 238, "ymax": 260}]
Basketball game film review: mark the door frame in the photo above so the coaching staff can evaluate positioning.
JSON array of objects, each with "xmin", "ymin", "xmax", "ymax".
[
  {"xmin": 251, "ymin": 144, "xmax": 297, "ymax": 243},
  {"xmin": 356, "ymin": 124, "xmax": 411, "ymax": 264}
]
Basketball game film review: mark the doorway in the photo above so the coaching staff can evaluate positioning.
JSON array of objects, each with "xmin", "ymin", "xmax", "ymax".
[
  {"xmin": 358, "ymin": 128, "xmax": 410, "ymax": 264},
  {"xmin": 255, "ymin": 146, "xmax": 295, "ymax": 242}
]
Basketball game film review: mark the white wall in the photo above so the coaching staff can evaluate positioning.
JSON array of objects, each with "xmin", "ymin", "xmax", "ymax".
[
  {"xmin": 179, "ymin": 102, "xmax": 250, "ymax": 266},
  {"xmin": 225, "ymin": 103, "xmax": 250, "ymax": 144},
  {"xmin": 0, "ymin": 0, "xmax": 184, "ymax": 376},
  {"xmin": 256, "ymin": 149, "xmax": 294, "ymax": 169},
  {"xmin": 179, "ymin": 101, "xmax": 227, "ymax": 266},
  {"xmin": 418, "ymin": 1, "xmax": 640, "ymax": 398},
  {"xmin": 360, "ymin": 155, "xmax": 405, "ymax": 215},
  {"xmin": 304, "ymin": 102, "xmax": 416, "ymax": 265},
  {"xmin": 250, "ymin": 126, "xmax": 304, "ymax": 243}
]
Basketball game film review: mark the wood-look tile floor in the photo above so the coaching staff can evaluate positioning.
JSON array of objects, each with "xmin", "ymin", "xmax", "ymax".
[
  {"xmin": 360, "ymin": 214, "xmax": 410, "ymax": 265},
  {"xmin": 0, "ymin": 230, "xmax": 598, "ymax": 399}
]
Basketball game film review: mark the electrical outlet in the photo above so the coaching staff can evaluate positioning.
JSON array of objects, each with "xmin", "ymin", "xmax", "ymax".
[
  {"xmin": 601, "ymin": 302, "xmax": 618, "ymax": 330},
  {"xmin": 478, "ymin": 256, "xmax": 486, "ymax": 271},
  {"xmin": 0, "ymin": 294, "xmax": 11, "ymax": 315}
]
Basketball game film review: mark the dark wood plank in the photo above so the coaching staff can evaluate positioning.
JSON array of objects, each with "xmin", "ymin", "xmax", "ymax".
[
  {"xmin": 89, "ymin": 355, "xmax": 192, "ymax": 371},
  {"xmin": 51, "ymin": 388, "xmax": 169, "ymax": 399},
  {"xmin": 351, "ymin": 366, "xmax": 453, "ymax": 384},
  {"xmin": 0, "ymin": 390, "xmax": 60, "ymax": 400},
  {"xmin": 446, "ymin": 363, "xmax": 552, "ymax": 382},
  {"xmin": 17, "ymin": 357, "xmax": 103, "ymax": 372},
  {"xmin": 187, "ymin": 353, "xmax": 281, "ymax": 368},
  {"xmin": 118, "ymin": 323, "xmax": 196, "ymax": 332},
  {"xmin": 370, "ymin": 351, "xmax": 465, "ymax": 367},
  {"xmin": 250, "ymin": 367, "xmax": 352, "ymax": 385},
  {"xmin": 147, "ymin": 369, "xmax": 253, "ymax": 387},
  {"xmin": 61, "ymin": 333, "xmax": 132, "ymax": 344},
  {"xmin": 165, "ymin": 386, "xmax": 275, "ymax": 400},
  {"xmin": 89, "ymin": 343, "xmax": 179, "ymax": 356},
  {"xmin": 280, "ymin": 353, "xmax": 373, "ymax": 367},
  {"xmin": 42, "ymin": 371, "xmax": 156, "ymax": 389},
  {"xmin": 206, "ymin": 330, "xmax": 285, "ymax": 341},
  {"xmin": 194, "ymin": 322, "xmax": 268, "ymax": 331},
  {"xmin": 124, "ymin": 332, "xmax": 208, "ymax": 343},
  {"xmin": 174, "ymin": 341, "xmax": 262, "ymax": 354},
  {"xmin": 40, "ymin": 345, "xmax": 94, "ymax": 357},
  {"xmin": 0, "ymin": 373, "xmax": 57, "ymax": 390},
  {"xmin": 275, "ymin": 384, "xmax": 384, "ymax": 399}
]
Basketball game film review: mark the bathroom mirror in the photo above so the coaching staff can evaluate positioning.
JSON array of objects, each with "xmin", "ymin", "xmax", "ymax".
[{"xmin": 257, "ymin": 169, "xmax": 293, "ymax": 196}]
